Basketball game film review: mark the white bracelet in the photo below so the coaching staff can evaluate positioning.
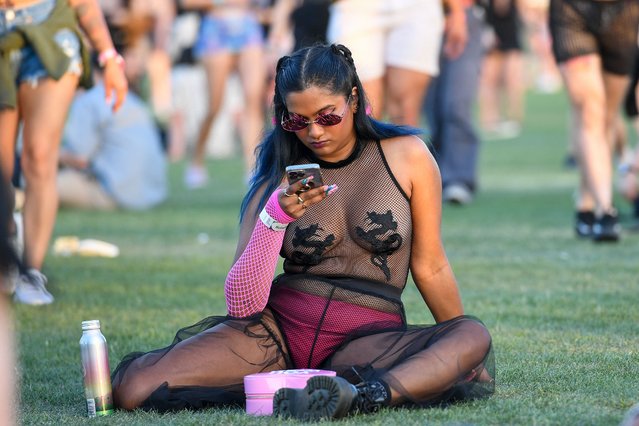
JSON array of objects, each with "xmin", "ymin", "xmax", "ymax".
[
  {"xmin": 98, "ymin": 48, "xmax": 124, "ymax": 68},
  {"xmin": 259, "ymin": 208, "xmax": 288, "ymax": 231}
]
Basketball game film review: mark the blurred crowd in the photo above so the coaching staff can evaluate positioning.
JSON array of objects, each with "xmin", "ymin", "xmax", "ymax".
[{"xmin": 3, "ymin": 0, "xmax": 639, "ymax": 291}]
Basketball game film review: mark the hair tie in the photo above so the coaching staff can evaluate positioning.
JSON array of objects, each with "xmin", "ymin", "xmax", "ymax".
[
  {"xmin": 276, "ymin": 55, "xmax": 290, "ymax": 72},
  {"xmin": 331, "ymin": 44, "xmax": 355, "ymax": 67}
]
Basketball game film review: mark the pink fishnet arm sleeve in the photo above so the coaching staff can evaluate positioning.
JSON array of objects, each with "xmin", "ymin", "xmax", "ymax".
[{"xmin": 224, "ymin": 190, "xmax": 295, "ymax": 318}]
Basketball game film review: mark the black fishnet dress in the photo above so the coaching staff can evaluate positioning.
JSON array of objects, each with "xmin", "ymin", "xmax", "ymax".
[{"xmin": 111, "ymin": 140, "xmax": 495, "ymax": 411}]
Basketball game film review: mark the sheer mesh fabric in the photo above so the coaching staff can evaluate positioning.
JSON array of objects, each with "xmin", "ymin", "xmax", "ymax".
[
  {"xmin": 324, "ymin": 315, "xmax": 495, "ymax": 406},
  {"xmin": 282, "ymin": 141, "xmax": 412, "ymax": 288},
  {"xmin": 549, "ymin": 0, "xmax": 639, "ymax": 74},
  {"xmin": 267, "ymin": 274, "xmax": 406, "ymax": 368},
  {"xmin": 224, "ymin": 190, "xmax": 295, "ymax": 317},
  {"xmin": 111, "ymin": 139, "xmax": 495, "ymax": 412},
  {"xmin": 111, "ymin": 310, "xmax": 290, "ymax": 411}
]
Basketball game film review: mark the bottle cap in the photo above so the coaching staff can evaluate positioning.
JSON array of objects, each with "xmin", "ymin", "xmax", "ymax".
[{"xmin": 81, "ymin": 320, "xmax": 101, "ymax": 331}]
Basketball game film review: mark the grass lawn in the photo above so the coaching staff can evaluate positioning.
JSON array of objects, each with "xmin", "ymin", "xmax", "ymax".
[{"xmin": 13, "ymin": 90, "xmax": 639, "ymax": 425}]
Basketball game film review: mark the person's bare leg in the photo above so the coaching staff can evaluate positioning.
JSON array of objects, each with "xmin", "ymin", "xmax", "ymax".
[
  {"xmin": 478, "ymin": 51, "xmax": 504, "ymax": 130},
  {"xmin": 382, "ymin": 321, "xmax": 491, "ymax": 403},
  {"xmin": 361, "ymin": 77, "xmax": 384, "ymax": 120},
  {"xmin": 386, "ymin": 66, "xmax": 431, "ymax": 126},
  {"xmin": 18, "ymin": 74, "xmax": 79, "ymax": 270},
  {"xmin": 237, "ymin": 45, "xmax": 266, "ymax": 175},
  {"xmin": 504, "ymin": 50, "xmax": 525, "ymax": 124},
  {"xmin": 113, "ymin": 312, "xmax": 288, "ymax": 410},
  {"xmin": 571, "ymin": 108, "xmax": 596, "ymax": 212},
  {"xmin": 603, "ymin": 73, "xmax": 632, "ymax": 159},
  {"xmin": 611, "ymin": 113, "xmax": 628, "ymax": 160},
  {"xmin": 0, "ymin": 108, "xmax": 20, "ymax": 229},
  {"xmin": 0, "ymin": 297, "xmax": 16, "ymax": 425},
  {"xmin": 191, "ymin": 52, "xmax": 235, "ymax": 167},
  {"xmin": 560, "ymin": 55, "xmax": 612, "ymax": 216}
]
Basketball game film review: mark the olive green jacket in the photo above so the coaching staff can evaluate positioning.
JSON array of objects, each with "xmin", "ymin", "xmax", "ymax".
[{"xmin": 0, "ymin": 0, "xmax": 92, "ymax": 109}]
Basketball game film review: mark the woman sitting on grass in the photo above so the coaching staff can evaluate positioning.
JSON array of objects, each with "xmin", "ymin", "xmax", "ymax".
[{"xmin": 111, "ymin": 43, "xmax": 495, "ymax": 420}]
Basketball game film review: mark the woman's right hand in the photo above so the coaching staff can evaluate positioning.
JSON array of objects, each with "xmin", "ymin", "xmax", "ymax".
[{"xmin": 278, "ymin": 177, "xmax": 338, "ymax": 219}]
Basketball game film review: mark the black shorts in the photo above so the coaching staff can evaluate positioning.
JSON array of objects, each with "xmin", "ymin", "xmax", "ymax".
[
  {"xmin": 486, "ymin": 0, "xmax": 523, "ymax": 52},
  {"xmin": 549, "ymin": 0, "xmax": 639, "ymax": 75}
]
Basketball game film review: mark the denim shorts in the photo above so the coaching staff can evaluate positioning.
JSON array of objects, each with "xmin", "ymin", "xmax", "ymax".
[
  {"xmin": 194, "ymin": 13, "xmax": 264, "ymax": 58},
  {"xmin": 1, "ymin": 0, "xmax": 82, "ymax": 86}
]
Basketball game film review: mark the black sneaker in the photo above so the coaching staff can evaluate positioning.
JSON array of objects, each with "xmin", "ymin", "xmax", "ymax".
[
  {"xmin": 272, "ymin": 375, "xmax": 389, "ymax": 420},
  {"xmin": 575, "ymin": 211, "xmax": 595, "ymax": 238},
  {"xmin": 592, "ymin": 212, "xmax": 620, "ymax": 242}
]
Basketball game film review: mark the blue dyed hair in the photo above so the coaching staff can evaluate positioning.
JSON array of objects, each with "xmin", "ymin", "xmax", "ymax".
[{"xmin": 239, "ymin": 44, "xmax": 422, "ymax": 223}]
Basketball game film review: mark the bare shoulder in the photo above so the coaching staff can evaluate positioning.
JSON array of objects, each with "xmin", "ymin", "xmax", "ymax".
[{"xmin": 379, "ymin": 135, "xmax": 438, "ymax": 197}]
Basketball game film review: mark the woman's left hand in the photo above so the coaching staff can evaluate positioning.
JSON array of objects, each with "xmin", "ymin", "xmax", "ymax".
[
  {"xmin": 103, "ymin": 59, "xmax": 128, "ymax": 112},
  {"xmin": 443, "ymin": 6, "xmax": 467, "ymax": 59}
]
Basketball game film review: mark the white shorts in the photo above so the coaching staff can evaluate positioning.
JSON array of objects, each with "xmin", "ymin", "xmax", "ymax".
[{"xmin": 327, "ymin": 0, "xmax": 444, "ymax": 81}]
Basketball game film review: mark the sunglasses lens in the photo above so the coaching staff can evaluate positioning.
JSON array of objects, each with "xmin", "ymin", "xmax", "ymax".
[
  {"xmin": 282, "ymin": 114, "xmax": 308, "ymax": 132},
  {"xmin": 316, "ymin": 113, "xmax": 342, "ymax": 126}
]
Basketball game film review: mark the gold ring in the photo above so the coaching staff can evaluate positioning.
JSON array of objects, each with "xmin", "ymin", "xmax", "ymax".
[
  {"xmin": 283, "ymin": 189, "xmax": 294, "ymax": 197},
  {"xmin": 297, "ymin": 195, "xmax": 304, "ymax": 204}
]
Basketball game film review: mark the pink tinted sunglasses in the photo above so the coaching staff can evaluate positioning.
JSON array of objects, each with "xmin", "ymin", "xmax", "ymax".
[{"xmin": 281, "ymin": 95, "xmax": 352, "ymax": 132}]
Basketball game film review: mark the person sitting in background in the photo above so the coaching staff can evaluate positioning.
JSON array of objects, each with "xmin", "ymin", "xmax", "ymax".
[
  {"xmin": 57, "ymin": 55, "xmax": 167, "ymax": 211},
  {"xmin": 110, "ymin": 43, "xmax": 494, "ymax": 420}
]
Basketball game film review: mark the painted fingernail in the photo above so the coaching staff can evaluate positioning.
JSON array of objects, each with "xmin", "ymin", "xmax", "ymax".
[
  {"xmin": 325, "ymin": 184, "xmax": 338, "ymax": 196},
  {"xmin": 301, "ymin": 176, "xmax": 313, "ymax": 185}
]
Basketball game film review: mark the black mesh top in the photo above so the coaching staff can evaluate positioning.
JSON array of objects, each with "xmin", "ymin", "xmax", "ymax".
[{"xmin": 281, "ymin": 140, "xmax": 412, "ymax": 289}]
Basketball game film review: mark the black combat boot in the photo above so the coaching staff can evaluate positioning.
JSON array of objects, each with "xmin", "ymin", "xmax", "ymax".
[{"xmin": 272, "ymin": 375, "xmax": 391, "ymax": 420}]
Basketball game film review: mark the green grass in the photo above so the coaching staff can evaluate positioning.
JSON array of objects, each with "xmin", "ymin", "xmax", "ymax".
[{"xmin": 13, "ymin": 91, "xmax": 639, "ymax": 425}]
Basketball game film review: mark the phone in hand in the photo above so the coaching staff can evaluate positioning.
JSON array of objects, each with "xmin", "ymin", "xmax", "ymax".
[{"xmin": 286, "ymin": 163, "xmax": 324, "ymax": 191}]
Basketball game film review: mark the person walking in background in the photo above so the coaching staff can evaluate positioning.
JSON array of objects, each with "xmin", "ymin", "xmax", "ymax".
[
  {"xmin": 181, "ymin": 0, "xmax": 267, "ymax": 189},
  {"xmin": 424, "ymin": 0, "xmax": 486, "ymax": 205},
  {"xmin": 326, "ymin": 0, "xmax": 467, "ymax": 126},
  {"xmin": 519, "ymin": 0, "xmax": 561, "ymax": 94},
  {"xmin": 110, "ymin": 44, "xmax": 494, "ymax": 417},
  {"xmin": 57, "ymin": 55, "xmax": 168, "ymax": 211},
  {"xmin": 0, "ymin": 0, "xmax": 128, "ymax": 305},
  {"xmin": 268, "ymin": 0, "xmax": 331, "ymax": 53},
  {"xmin": 549, "ymin": 0, "xmax": 639, "ymax": 242},
  {"xmin": 99, "ymin": 0, "xmax": 176, "ymax": 139},
  {"xmin": 478, "ymin": 0, "xmax": 525, "ymax": 140}
]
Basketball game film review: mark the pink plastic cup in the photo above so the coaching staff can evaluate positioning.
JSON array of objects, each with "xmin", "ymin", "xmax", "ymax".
[{"xmin": 244, "ymin": 369, "xmax": 337, "ymax": 416}]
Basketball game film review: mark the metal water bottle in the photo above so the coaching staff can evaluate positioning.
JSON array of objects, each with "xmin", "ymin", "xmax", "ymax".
[{"xmin": 79, "ymin": 320, "xmax": 114, "ymax": 417}]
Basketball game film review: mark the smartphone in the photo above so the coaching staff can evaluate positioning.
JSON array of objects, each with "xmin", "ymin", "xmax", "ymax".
[{"xmin": 286, "ymin": 163, "xmax": 324, "ymax": 190}]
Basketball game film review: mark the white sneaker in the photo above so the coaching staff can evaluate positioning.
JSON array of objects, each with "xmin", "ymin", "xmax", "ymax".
[
  {"xmin": 14, "ymin": 269, "xmax": 54, "ymax": 306},
  {"xmin": 184, "ymin": 164, "xmax": 209, "ymax": 189},
  {"xmin": 443, "ymin": 183, "xmax": 473, "ymax": 205}
]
